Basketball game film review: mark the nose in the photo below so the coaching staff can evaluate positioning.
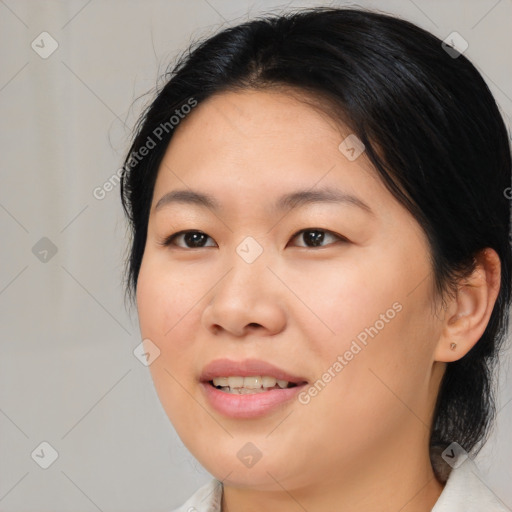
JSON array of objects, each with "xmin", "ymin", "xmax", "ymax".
[{"xmin": 200, "ymin": 250, "xmax": 287, "ymax": 338}]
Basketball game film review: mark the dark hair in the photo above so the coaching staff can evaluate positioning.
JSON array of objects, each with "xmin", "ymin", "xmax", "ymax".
[{"xmin": 120, "ymin": 6, "xmax": 511, "ymax": 480}]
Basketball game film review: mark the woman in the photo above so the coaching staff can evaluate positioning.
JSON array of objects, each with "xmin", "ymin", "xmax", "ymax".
[{"xmin": 120, "ymin": 7, "xmax": 511, "ymax": 511}]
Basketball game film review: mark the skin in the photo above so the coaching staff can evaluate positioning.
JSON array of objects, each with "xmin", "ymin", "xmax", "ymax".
[{"xmin": 135, "ymin": 89, "xmax": 501, "ymax": 512}]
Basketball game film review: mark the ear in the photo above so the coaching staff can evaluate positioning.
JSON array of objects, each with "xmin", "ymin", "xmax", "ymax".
[{"xmin": 434, "ymin": 248, "xmax": 501, "ymax": 362}]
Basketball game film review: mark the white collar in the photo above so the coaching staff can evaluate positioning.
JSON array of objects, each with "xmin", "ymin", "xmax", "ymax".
[{"xmin": 431, "ymin": 458, "xmax": 509, "ymax": 511}]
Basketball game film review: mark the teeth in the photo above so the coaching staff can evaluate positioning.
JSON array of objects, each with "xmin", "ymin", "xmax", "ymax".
[
  {"xmin": 242, "ymin": 376, "xmax": 262, "ymax": 389},
  {"xmin": 213, "ymin": 377, "xmax": 229, "ymax": 387},
  {"xmin": 262, "ymin": 376, "xmax": 277, "ymax": 388},
  {"xmin": 227, "ymin": 376, "xmax": 244, "ymax": 388},
  {"xmin": 211, "ymin": 375, "xmax": 292, "ymax": 391}
]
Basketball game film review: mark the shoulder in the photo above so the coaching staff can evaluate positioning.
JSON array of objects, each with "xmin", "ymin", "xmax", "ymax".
[
  {"xmin": 432, "ymin": 458, "xmax": 509, "ymax": 511},
  {"xmin": 169, "ymin": 479, "xmax": 223, "ymax": 512}
]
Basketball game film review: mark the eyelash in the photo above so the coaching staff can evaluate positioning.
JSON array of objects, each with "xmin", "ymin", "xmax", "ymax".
[{"xmin": 158, "ymin": 228, "xmax": 347, "ymax": 249}]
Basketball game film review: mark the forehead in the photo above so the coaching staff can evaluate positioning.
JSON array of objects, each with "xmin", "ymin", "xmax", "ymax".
[
  {"xmin": 174, "ymin": 88, "xmax": 346, "ymax": 147},
  {"xmin": 152, "ymin": 89, "xmax": 380, "ymax": 199}
]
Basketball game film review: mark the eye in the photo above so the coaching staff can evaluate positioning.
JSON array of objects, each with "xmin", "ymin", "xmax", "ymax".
[
  {"xmin": 158, "ymin": 230, "xmax": 216, "ymax": 249},
  {"xmin": 289, "ymin": 228, "xmax": 346, "ymax": 248},
  {"xmin": 158, "ymin": 228, "xmax": 346, "ymax": 250}
]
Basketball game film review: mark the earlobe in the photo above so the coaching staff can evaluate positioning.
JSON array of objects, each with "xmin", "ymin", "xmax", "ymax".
[{"xmin": 434, "ymin": 248, "xmax": 501, "ymax": 363}]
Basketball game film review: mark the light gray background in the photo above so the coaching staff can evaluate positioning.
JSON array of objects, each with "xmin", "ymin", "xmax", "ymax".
[{"xmin": 1, "ymin": 0, "xmax": 511, "ymax": 510}]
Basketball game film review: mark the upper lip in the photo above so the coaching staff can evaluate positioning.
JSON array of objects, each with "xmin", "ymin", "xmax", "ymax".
[{"xmin": 200, "ymin": 358, "xmax": 308, "ymax": 384}]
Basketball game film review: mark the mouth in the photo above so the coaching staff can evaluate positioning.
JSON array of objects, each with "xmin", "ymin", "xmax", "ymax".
[
  {"xmin": 207, "ymin": 376, "xmax": 302, "ymax": 394},
  {"xmin": 199, "ymin": 358, "xmax": 308, "ymax": 418}
]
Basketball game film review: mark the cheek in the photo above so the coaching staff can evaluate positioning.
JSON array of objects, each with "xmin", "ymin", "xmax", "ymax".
[
  {"xmin": 286, "ymin": 254, "xmax": 401, "ymax": 346},
  {"xmin": 292, "ymin": 251, "xmax": 438, "ymax": 415},
  {"xmin": 136, "ymin": 260, "xmax": 202, "ymax": 429},
  {"xmin": 136, "ymin": 255, "xmax": 213, "ymax": 377},
  {"xmin": 303, "ymin": 294, "xmax": 438, "ymax": 437},
  {"xmin": 136, "ymin": 257, "xmax": 205, "ymax": 348}
]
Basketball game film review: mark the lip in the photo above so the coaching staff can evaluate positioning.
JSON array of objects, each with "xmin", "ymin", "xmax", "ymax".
[{"xmin": 199, "ymin": 358, "xmax": 308, "ymax": 419}]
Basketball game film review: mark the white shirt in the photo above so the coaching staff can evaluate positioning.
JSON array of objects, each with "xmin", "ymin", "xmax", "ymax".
[{"xmin": 171, "ymin": 458, "xmax": 510, "ymax": 511}]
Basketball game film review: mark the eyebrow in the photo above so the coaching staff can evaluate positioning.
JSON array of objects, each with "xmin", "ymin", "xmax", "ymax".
[{"xmin": 154, "ymin": 187, "xmax": 373, "ymax": 215}]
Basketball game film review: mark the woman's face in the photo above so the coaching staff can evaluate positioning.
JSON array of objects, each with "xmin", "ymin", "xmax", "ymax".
[{"xmin": 136, "ymin": 89, "xmax": 446, "ymax": 490}]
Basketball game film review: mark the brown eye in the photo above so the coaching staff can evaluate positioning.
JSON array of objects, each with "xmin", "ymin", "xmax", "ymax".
[
  {"xmin": 159, "ymin": 230, "xmax": 216, "ymax": 249},
  {"xmin": 290, "ymin": 229, "xmax": 345, "ymax": 248}
]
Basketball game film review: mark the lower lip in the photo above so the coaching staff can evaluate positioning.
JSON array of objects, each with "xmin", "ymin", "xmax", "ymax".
[{"xmin": 200, "ymin": 382, "xmax": 307, "ymax": 419}]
